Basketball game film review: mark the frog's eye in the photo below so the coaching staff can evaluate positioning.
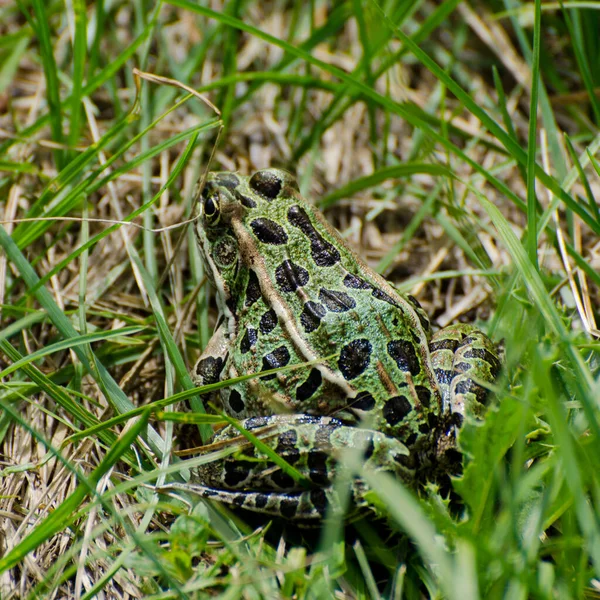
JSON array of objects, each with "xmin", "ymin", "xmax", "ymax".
[{"xmin": 203, "ymin": 191, "xmax": 221, "ymax": 225}]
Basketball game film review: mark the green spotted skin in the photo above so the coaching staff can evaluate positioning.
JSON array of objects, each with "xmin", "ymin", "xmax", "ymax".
[{"xmin": 186, "ymin": 169, "xmax": 501, "ymax": 521}]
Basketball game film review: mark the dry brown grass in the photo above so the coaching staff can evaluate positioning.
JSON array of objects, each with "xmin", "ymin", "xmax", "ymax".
[{"xmin": 0, "ymin": 1, "xmax": 599, "ymax": 597}]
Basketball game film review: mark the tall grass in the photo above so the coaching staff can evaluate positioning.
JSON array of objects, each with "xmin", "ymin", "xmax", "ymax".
[{"xmin": 0, "ymin": 1, "xmax": 599, "ymax": 597}]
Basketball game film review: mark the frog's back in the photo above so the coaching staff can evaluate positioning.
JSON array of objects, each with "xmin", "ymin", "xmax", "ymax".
[{"xmin": 215, "ymin": 169, "xmax": 442, "ymax": 443}]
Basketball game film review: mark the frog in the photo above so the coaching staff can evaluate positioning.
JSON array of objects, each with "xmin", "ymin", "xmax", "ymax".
[{"xmin": 180, "ymin": 168, "xmax": 501, "ymax": 523}]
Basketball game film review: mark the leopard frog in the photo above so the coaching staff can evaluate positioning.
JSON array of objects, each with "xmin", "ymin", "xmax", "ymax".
[{"xmin": 184, "ymin": 168, "xmax": 500, "ymax": 522}]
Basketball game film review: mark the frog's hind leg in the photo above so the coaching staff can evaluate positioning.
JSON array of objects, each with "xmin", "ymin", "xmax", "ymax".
[
  {"xmin": 429, "ymin": 323, "xmax": 502, "ymax": 421},
  {"xmin": 194, "ymin": 415, "xmax": 413, "ymax": 487},
  {"xmin": 167, "ymin": 414, "xmax": 413, "ymax": 521},
  {"xmin": 162, "ymin": 481, "xmax": 336, "ymax": 523}
]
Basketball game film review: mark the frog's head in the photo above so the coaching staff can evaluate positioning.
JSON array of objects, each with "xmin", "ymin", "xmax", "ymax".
[{"xmin": 195, "ymin": 168, "xmax": 301, "ymax": 301}]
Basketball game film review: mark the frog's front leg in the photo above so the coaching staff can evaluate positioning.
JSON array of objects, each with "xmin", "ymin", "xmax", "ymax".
[
  {"xmin": 178, "ymin": 414, "xmax": 413, "ymax": 521},
  {"xmin": 429, "ymin": 323, "xmax": 502, "ymax": 421}
]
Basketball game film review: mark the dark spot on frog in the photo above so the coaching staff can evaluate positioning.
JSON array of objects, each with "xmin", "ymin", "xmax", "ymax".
[
  {"xmin": 213, "ymin": 236, "xmax": 237, "ymax": 266},
  {"xmin": 415, "ymin": 385, "xmax": 432, "ymax": 408},
  {"xmin": 235, "ymin": 190, "xmax": 256, "ymax": 208},
  {"xmin": 387, "ymin": 339, "xmax": 421, "ymax": 376},
  {"xmin": 394, "ymin": 452, "xmax": 413, "ymax": 468},
  {"xmin": 454, "ymin": 362, "xmax": 472, "ymax": 374},
  {"xmin": 288, "ymin": 205, "xmax": 340, "ymax": 267},
  {"xmin": 275, "ymin": 259, "xmax": 310, "ymax": 293},
  {"xmin": 245, "ymin": 416, "xmax": 269, "ymax": 429},
  {"xmin": 429, "ymin": 338, "xmax": 458, "ymax": 353},
  {"xmin": 428, "ymin": 413, "xmax": 438, "ymax": 428},
  {"xmin": 364, "ymin": 439, "xmax": 375, "ymax": 459},
  {"xmin": 351, "ymin": 391, "xmax": 376, "ymax": 411},
  {"xmin": 452, "ymin": 412, "xmax": 464, "ymax": 427},
  {"xmin": 295, "ymin": 415, "xmax": 319, "ymax": 426},
  {"xmin": 275, "ymin": 429, "xmax": 298, "ymax": 454},
  {"xmin": 309, "ymin": 488, "xmax": 328, "ymax": 515},
  {"xmin": 455, "ymin": 379, "xmax": 489, "ymax": 404},
  {"xmin": 259, "ymin": 308, "xmax": 278, "ymax": 334},
  {"xmin": 338, "ymin": 338, "xmax": 372, "ymax": 381},
  {"xmin": 463, "ymin": 347, "xmax": 502, "ymax": 375},
  {"xmin": 240, "ymin": 327, "xmax": 258, "ymax": 354},
  {"xmin": 280, "ymin": 446, "xmax": 301, "ymax": 467},
  {"xmin": 228, "ymin": 389, "xmax": 245, "ymax": 413},
  {"xmin": 371, "ymin": 288, "xmax": 399, "ymax": 307},
  {"xmin": 405, "ymin": 432, "xmax": 418, "ymax": 446},
  {"xmin": 406, "ymin": 294, "xmax": 422, "ymax": 309},
  {"xmin": 250, "ymin": 218, "xmax": 288, "ymax": 245},
  {"xmin": 225, "ymin": 296, "xmax": 237, "ymax": 317},
  {"xmin": 406, "ymin": 296, "xmax": 431, "ymax": 331},
  {"xmin": 215, "ymin": 172, "xmax": 240, "ymax": 190},
  {"xmin": 224, "ymin": 462, "xmax": 251, "ymax": 487},
  {"xmin": 434, "ymin": 368, "xmax": 453, "ymax": 386},
  {"xmin": 383, "ymin": 395, "xmax": 412, "ymax": 425},
  {"xmin": 318, "ymin": 288, "xmax": 356, "ymax": 312},
  {"xmin": 233, "ymin": 494, "xmax": 246, "ymax": 507},
  {"xmin": 245, "ymin": 270, "xmax": 262, "ymax": 307},
  {"xmin": 280, "ymin": 498, "xmax": 299, "ymax": 519},
  {"xmin": 308, "ymin": 451, "xmax": 330, "ymax": 485},
  {"xmin": 296, "ymin": 368, "xmax": 322, "ymax": 402},
  {"xmin": 249, "ymin": 170, "xmax": 283, "ymax": 200},
  {"xmin": 195, "ymin": 356, "xmax": 224, "ymax": 385},
  {"xmin": 343, "ymin": 273, "xmax": 371, "ymax": 290},
  {"xmin": 271, "ymin": 470, "xmax": 295, "ymax": 490},
  {"xmin": 300, "ymin": 301, "xmax": 327, "ymax": 333},
  {"xmin": 254, "ymin": 493, "xmax": 268, "ymax": 509},
  {"xmin": 261, "ymin": 345, "xmax": 291, "ymax": 380}
]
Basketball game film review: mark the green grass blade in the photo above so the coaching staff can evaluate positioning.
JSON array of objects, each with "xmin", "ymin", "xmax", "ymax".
[
  {"xmin": 0, "ymin": 159, "xmax": 40, "ymax": 175},
  {"xmin": 67, "ymin": 0, "xmax": 87, "ymax": 158},
  {"xmin": 0, "ymin": 326, "xmax": 146, "ymax": 379},
  {"xmin": 561, "ymin": 2, "xmax": 600, "ymax": 125},
  {"xmin": 318, "ymin": 163, "xmax": 454, "ymax": 209},
  {"xmin": 28, "ymin": 0, "xmax": 64, "ymax": 167},
  {"xmin": 0, "ymin": 33, "xmax": 29, "ymax": 93},
  {"xmin": 492, "ymin": 66, "xmax": 527, "ymax": 184},
  {"xmin": 565, "ymin": 135, "xmax": 600, "ymax": 223},
  {"xmin": 502, "ymin": 0, "xmax": 568, "ymax": 181},
  {"xmin": 356, "ymin": 464, "xmax": 460, "ymax": 600},
  {"xmin": 526, "ymin": 0, "xmax": 542, "ymax": 268}
]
